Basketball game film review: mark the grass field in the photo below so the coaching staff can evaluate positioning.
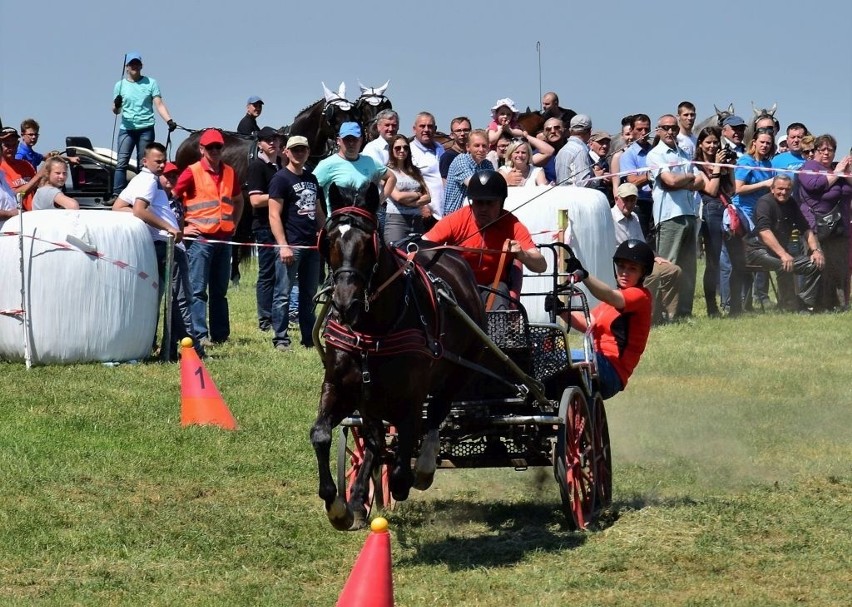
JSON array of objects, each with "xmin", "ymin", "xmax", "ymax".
[{"xmin": 1, "ymin": 262, "xmax": 850, "ymax": 606}]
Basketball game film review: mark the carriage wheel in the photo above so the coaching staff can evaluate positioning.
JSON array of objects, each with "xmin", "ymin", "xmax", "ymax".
[
  {"xmin": 553, "ymin": 387, "xmax": 597, "ymax": 530},
  {"xmin": 337, "ymin": 426, "xmax": 395, "ymax": 515},
  {"xmin": 590, "ymin": 394, "xmax": 612, "ymax": 509}
]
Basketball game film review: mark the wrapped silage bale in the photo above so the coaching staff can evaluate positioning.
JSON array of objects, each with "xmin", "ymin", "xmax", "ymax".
[
  {"xmin": 0, "ymin": 209, "xmax": 158, "ymax": 364},
  {"xmin": 504, "ymin": 186, "xmax": 615, "ymax": 322}
]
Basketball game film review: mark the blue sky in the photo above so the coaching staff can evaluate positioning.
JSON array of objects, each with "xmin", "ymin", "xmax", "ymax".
[{"xmin": 2, "ymin": 1, "xmax": 850, "ymax": 156}]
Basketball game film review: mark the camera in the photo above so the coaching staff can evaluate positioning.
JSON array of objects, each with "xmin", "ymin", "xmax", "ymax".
[{"xmin": 722, "ymin": 144, "xmax": 738, "ymax": 165}]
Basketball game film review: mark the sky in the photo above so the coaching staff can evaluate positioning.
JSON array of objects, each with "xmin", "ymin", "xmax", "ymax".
[{"xmin": 2, "ymin": 1, "xmax": 851, "ymax": 157}]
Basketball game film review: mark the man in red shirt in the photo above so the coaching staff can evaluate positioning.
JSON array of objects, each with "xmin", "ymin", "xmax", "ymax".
[
  {"xmin": 423, "ymin": 170, "xmax": 546, "ymax": 310},
  {"xmin": 0, "ymin": 127, "xmax": 44, "ymax": 211}
]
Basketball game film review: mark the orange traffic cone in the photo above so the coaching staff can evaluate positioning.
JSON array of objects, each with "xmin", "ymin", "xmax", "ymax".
[
  {"xmin": 179, "ymin": 338, "xmax": 237, "ymax": 430},
  {"xmin": 337, "ymin": 517, "xmax": 394, "ymax": 607}
]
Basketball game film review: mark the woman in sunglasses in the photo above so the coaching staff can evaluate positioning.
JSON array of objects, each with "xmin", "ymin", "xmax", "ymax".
[
  {"xmin": 383, "ymin": 134, "xmax": 430, "ymax": 243},
  {"xmin": 798, "ymin": 134, "xmax": 852, "ymax": 310}
]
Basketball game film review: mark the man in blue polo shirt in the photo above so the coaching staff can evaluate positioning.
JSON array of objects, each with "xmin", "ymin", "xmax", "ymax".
[{"xmin": 771, "ymin": 122, "xmax": 809, "ymax": 182}]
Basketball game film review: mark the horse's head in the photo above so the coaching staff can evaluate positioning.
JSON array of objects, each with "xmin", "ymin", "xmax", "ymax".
[
  {"xmin": 321, "ymin": 81, "xmax": 359, "ymax": 140},
  {"xmin": 713, "ymin": 103, "xmax": 735, "ymax": 127},
  {"xmin": 323, "ymin": 183, "xmax": 382, "ymax": 325},
  {"xmin": 355, "ymin": 80, "xmax": 392, "ymax": 141}
]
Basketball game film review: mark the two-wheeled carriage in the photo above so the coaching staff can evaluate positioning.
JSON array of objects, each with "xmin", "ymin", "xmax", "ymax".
[{"xmin": 314, "ymin": 229, "xmax": 612, "ymax": 530}]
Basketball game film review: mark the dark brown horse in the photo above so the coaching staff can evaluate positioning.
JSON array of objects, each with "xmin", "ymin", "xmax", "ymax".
[
  {"xmin": 311, "ymin": 184, "xmax": 485, "ymax": 530},
  {"xmin": 355, "ymin": 80, "xmax": 393, "ymax": 142}
]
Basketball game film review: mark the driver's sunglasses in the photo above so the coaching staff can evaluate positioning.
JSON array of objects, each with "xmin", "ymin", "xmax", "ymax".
[
  {"xmin": 204, "ymin": 144, "xmax": 224, "ymax": 151},
  {"xmin": 755, "ymin": 127, "xmax": 775, "ymax": 135}
]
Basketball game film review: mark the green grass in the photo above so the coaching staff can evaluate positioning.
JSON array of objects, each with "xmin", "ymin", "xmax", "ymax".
[{"xmin": 1, "ymin": 261, "xmax": 850, "ymax": 605}]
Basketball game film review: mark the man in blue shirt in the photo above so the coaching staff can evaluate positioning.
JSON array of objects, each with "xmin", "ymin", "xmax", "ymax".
[
  {"xmin": 620, "ymin": 114, "xmax": 654, "ymax": 238},
  {"xmin": 647, "ymin": 114, "xmax": 704, "ymax": 319},
  {"xmin": 771, "ymin": 122, "xmax": 809, "ymax": 182},
  {"xmin": 15, "ymin": 119, "xmax": 44, "ymax": 168}
]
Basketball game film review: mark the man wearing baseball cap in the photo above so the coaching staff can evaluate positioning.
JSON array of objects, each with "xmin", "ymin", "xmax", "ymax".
[
  {"xmin": 267, "ymin": 135, "xmax": 326, "ymax": 351},
  {"xmin": 721, "ymin": 115, "xmax": 747, "ymax": 157},
  {"xmin": 237, "ymin": 96, "xmax": 264, "ymax": 135},
  {"xmin": 555, "ymin": 114, "xmax": 595, "ymax": 187},
  {"xmin": 112, "ymin": 52, "xmax": 177, "ymax": 196},
  {"xmin": 313, "ymin": 121, "xmax": 395, "ymax": 211},
  {"xmin": 172, "ymin": 129, "xmax": 243, "ymax": 346},
  {"xmin": 1, "ymin": 127, "xmax": 44, "ymax": 211}
]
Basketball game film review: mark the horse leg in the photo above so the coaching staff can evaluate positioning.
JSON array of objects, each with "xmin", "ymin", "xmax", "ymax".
[
  {"xmin": 414, "ymin": 391, "xmax": 454, "ymax": 491},
  {"xmin": 389, "ymin": 413, "xmax": 416, "ymax": 501},
  {"xmin": 346, "ymin": 419, "xmax": 383, "ymax": 530},
  {"xmin": 310, "ymin": 380, "xmax": 354, "ymax": 531},
  {"xmin": 413, "ymin": 427, "xmax": 440, "ymax": 491}
]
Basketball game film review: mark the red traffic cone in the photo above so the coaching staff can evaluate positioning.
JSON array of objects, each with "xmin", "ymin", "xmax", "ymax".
[
  {"xmin": 337, "ymin": 517, "xmax": 394, "ymax": 607},
  {"xmin": 179, "ymin": 338, "xmax": 237, "ymax": 430}
]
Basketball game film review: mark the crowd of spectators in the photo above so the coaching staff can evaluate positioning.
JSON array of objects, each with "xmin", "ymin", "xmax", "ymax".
[{"xmin": 2, "ymin": 74, "xmax": 852, "ymax": 358}]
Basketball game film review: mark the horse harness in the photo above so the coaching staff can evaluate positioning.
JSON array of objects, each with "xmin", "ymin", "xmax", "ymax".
[{"xmin": 320, "ymin": 206, "xmax": 445, "ymax": 387}]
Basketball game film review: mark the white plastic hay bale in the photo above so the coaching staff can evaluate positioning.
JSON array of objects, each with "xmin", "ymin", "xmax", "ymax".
[
  {"xmin": 0, "ymin": 209, "xmax": 158, "ymax": 364},
  {"xmin": 504, "ymin": 186, "xmax": 615, "ymax": 322}
]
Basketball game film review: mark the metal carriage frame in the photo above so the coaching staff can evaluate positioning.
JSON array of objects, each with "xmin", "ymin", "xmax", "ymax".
[{"xmin": 314, "ymin": 242, "xmax": 612, "ymax": 530}]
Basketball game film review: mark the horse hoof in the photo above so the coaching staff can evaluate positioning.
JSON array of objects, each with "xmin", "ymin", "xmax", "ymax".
[
  {"xmin": 412, "ymin": 472, "xmax": 434, "ymax": 492},
  {"xmin": 327, "ymin": 496, "xmax": 354, "ymax": 531},
  {"xmin": 349, "ymin": 509, "xmax": 368, "ymax": 531}
]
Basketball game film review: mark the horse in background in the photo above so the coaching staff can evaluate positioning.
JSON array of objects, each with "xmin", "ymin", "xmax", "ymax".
[
  {"xmin": 693, "ymin": 103, "xmax": 735, "ymax": 137},
  {"xmin": 311, "ymin": 184, "xmax": 485, "ymax": 530},
  {"xmin": 356, "ymin": 80, "xmax": 392, "ymax": 142},
  {"xmin": 747, "ymin": 102, "xmax": 779, "ymax": 147}
]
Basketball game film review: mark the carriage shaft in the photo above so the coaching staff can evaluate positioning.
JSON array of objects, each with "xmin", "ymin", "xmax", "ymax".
[{"xmin": 440, "ymin": 290, "xmax": 551, "ymax": 407}]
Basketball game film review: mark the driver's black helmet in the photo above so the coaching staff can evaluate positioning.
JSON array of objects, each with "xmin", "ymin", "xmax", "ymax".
[
  {"xmin": 613, "ymin": 239, "xmax": 655, "ymax": 283},
  {"xmin": 467, "ymin": 170, "xmax": 508, "ymax": 203}
]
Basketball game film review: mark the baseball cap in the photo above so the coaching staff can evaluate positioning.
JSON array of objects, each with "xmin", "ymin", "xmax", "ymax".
[
  {"xmin": 247, "ymin": 96, "xmax": 264, "ymax": 105},
  {"xmin": 339, "ymin": 122, "xmax": 362, "ymax": 138},
  {"xmin": 617, "ymin": 183, "xmax": 639, "ymax": 199},
  {"xmin": 257, "ymin": 126, "xmax": 280, "ymax": 141},
  {"xmin": 590, "ymin": 130, "xmax": 612, "ymax": 142},
  {"xmin": 722, "ymin": 115, "xmax": 746, "ymax": 128},
  {"xmin": 125, "ymin": 52, "xmax": 142, "ymax": 65},
  {"xmin": 163, "ymin": 162, "xmax": 179, "ymax": 175},
  {"xmin": 286, "ymin": 135, "xmax": 310, "ymax": 150},
  {"xmin": 569, "ymin": 114, "xmax": 592, "ymax": 131},
  {"xmin": 776, "ymin": 134, "xmax": 788, "ymax": 146},
  {"xmin": 199, "ymin": 129, "xmax": 225, "ymax": 147},
  {"xmin": 0, "ymin": 127, "xmax": 19, "ymax": 140}
]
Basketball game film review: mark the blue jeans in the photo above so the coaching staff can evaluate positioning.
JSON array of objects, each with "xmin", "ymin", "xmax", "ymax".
[
  {"xmin": 114, "ymin": 126, "xmax": 155, "ymax": 194},
  {"xmin": 186, "ymin": 239, "xmax": 232, "ymax": 342},
  {"xmin": 272, "ymin": 248, "xmax": 320, "ymax": 347},
  {"xmin": 253, "ymin": 227, "xmax": 276, "ymax": 329},
  {"xmin": 571, "ymin": 350, "xmax": 623, "ymax": 400}
]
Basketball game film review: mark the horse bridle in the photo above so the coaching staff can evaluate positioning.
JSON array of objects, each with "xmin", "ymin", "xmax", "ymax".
[{"xmin": 323, "ymin": 206, "xmax": 382, "ymax": 309}]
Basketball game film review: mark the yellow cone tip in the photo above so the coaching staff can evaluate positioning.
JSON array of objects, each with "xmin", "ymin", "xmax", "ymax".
[
  {"xmin": 370, "ymin": 517, "xmax": 389, "ymax": 533},
  {"xmin": 180, "ymin": 337, "xmax": 194, "ymax": 348}
]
